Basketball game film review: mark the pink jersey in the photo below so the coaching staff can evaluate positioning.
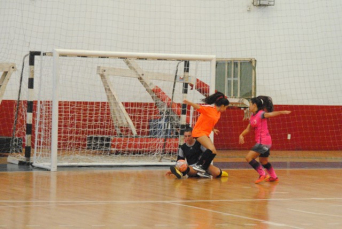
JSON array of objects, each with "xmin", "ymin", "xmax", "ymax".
[{"xmin": 249, "ymin": 110, "xmax": 272, "ymax": 146}]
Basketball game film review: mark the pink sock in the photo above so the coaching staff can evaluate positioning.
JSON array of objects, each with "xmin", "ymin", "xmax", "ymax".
[
  {"xmin": 266, "ymin": 166, "xmax": 277, "ymax": 178},
  {"xmin": 257, "ymin": 166, "xmax": 266, "ymax": 176},
  {"xmin": 249, "ymin": 159, "xmax": 266, "ymax": 176}
]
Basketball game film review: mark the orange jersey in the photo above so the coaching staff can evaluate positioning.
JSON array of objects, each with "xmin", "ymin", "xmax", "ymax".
[{"xmin": 192, "ymin": 105, "xmax": 221, "ymax": 137}]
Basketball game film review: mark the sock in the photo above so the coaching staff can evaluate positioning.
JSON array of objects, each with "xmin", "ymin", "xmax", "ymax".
[
  {"xmin": 262, "ymin": 163, "xmax": 277, "ymax": 178},
  {"xmin": 202, "ymin": 153, "xmax": 216, "ymax": 170},
  {"xmin": 182, "ymin": 166, "xmax": 190, "ymax": 176},
  {"xmin": 197, "ymin": 149, "xmax": 212, "ymax": 165},
  {"xmin": 249, "ymin": 159, "xmax": 266, "ymax": 176},
  {"xmin": 216, "ymin": 168, "xmax": 223, "ymax": 178}
]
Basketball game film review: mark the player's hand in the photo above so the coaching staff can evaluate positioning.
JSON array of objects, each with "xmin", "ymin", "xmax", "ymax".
[
  {"xmin": 213, "ymin": 128, "xmax": 219, "ymax": 135},
  {"xmin": 183, "ymin": 99, "xmax": 189, "ymax": 105},
  {"xmin": 165, "ymin": 171, "xmax": 172, "ymax": 176},
  {"xmin": 239, "ymin": 135, "xmax": 245, "ymax": 144},
  {"xmin": 282, "ymin": 111, "xmax": 291, "ymax": 115}
]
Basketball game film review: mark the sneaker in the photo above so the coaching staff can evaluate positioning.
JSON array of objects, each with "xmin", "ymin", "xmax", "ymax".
[
  {"xmin": 197, "ymin": 172, "xmax": 212, "ymax": 178},
  {"xmin": 255, "ymin": 175, "xmax": 269, "ymax": 184},
  {"xmin": 170, "ymin": 166, "xmax": 182, "ymax": 179},
  {"xmin": 265, "ymin": 176, "xmax": 279, "ymax": 182},
  {"xmin": 221, "ymin": 171, "xmax": 229, "ymax": 177},
  {"xmin": 192, "ymin": 164, "xmax": 206, "ymax": 173}
]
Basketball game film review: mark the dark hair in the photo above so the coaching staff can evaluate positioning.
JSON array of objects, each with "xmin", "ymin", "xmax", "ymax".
[
  {"xmin": 202, "ymin": 92, "xmax": 229, "ymax": 107},
  {"xmin": 250, "ymin": 95, "xmax": 274, "ymax": 112},
  {"xmin": 184, "ymin": 127, "xmax": 193, "ymax": 133}
]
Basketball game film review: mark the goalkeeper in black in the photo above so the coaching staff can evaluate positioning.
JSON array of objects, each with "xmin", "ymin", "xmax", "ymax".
[{"xmin": 166, "ymin": 128, "xmax": 228, "ymax": 179}]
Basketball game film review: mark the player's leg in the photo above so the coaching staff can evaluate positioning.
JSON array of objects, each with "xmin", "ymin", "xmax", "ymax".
[
  {"xmin": 260, "ymin": 151, "xmax": 279, "ymax": 182},
  {"xmin": 193, "ymin": 136, "xmax": 217, "ymax": 173},
  {"xmin": 246, "ymin": 146, "xmax": 267, "ymax": 183},
  {"xmin": 188, "ymin": 165, "xmax": 201, "ymax": 177},
  {"xmin": 206, "ymin": 165, "xmax": 225, "ymax": 178},
  {"xmin": 196, "ymin": 136, "xmax": 217, "ymax": 154}
]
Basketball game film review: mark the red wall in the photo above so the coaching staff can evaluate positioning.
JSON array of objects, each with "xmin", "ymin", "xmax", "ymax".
[
  {"xmin": 1, "ymin": 100, "xmax": 341, "ymax": 150},
  {"xmin": 215, "ymin": 105, "xmax": 342, "ymax": 150}
]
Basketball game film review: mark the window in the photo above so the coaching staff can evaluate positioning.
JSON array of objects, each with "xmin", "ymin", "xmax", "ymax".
[{"xmin": 215, "ymin": 59, "xmax": 256, "ymax": 99}]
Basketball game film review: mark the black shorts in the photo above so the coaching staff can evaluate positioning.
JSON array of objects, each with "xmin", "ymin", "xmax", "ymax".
[{"xmin": 251, "ymin": 144, "xmax": 270, "ymax": 157}]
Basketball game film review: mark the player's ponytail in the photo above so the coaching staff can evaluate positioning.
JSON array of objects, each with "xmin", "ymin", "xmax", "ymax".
[
  {"xmin": 202, "ymin": 92, "xmax": 229, "ymax": 106},
  {"xmin": 257, "ymin": 95, "xmax": 274, "ymax": 112},
  {"xmin": 251, "ymin": 96, "xmax": 274, "ymax": 112}
]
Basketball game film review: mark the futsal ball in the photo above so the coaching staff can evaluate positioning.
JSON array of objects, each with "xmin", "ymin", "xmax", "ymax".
[{"xmin": 176, "ymin": 160, "xmax": 188, "ymax": 172}]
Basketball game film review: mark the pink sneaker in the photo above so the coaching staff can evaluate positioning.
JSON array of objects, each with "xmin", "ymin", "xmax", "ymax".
[
  {"xmin": 255, "ymin": 175, "xmax": 269, "ymax": 184},
  {"xmin": 265, "ymin": 176, "xmax": 279, "ymax": 182}
]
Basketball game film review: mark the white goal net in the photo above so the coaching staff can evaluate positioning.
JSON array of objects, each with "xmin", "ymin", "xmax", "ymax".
[{"xmin": 33, "ymin": 49, "xmax": 216, "ymax": 171}]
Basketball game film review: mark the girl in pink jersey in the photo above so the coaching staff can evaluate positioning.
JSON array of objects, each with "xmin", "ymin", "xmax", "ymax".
[{"xmin": 239, "ymin": 96, "xmax": 291, "ymax": 184}]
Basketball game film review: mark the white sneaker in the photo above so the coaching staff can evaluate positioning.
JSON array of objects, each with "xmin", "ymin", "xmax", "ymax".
[
  {"xmin": 192, "ymin": 164, "xmax": 205, "ymax": 173},
  {"xmin": 197, "ymin": 172, "xmax": 212, "ymax": 179}
]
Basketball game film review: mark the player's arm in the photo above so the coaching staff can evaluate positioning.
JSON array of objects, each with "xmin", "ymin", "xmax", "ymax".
[
  {"xmin": 177, "ymin": 147, "xmax": 185, "ymax": 161},
  {"xmin": 239, "ymin": 124, "xmax": 251, "ymax": 144},
  {"xmin": 183, "ymin": 99, "xmax": 200, "ymax": 109},
  {"xmin": 264, "ymin": 110, "xmax": 291, "ymax": 118}
]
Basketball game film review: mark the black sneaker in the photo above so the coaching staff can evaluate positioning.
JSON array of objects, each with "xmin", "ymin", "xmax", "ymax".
[
  {"xmin": 170, "ymin": 166, "xmax": 182, "ymax": 179},
  {"xmin": 192, "ymin": 164, "xmax": 206, "ymax": 173},
  {"xmin": 197, "ymin": 172, "xmax": 212, "ymax": 179}
]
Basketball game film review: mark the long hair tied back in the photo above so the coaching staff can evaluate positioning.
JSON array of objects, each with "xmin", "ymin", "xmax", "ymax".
[
  {"xmin": 251, "ymin": 96, "xmax": 274, "ymax": 112},
  {"xmin": 202, "ymin": 92, "xmax": 229, "ymax": 106}
]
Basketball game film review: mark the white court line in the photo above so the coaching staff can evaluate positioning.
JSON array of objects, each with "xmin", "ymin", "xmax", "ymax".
[
  {"xmin": 169, "ymin": 202, "xmax": 303, "ymax": 229},
  {"xmin": 1, "ymin": 197, "xmax": 342, "ymax": 209},
  {"xmin": 1, "ymin": 197, "xmax": 342, "ymax": 204},
  {"xmin": 288, "ymin": 208, "xmax": 342, "ymax": 218}
]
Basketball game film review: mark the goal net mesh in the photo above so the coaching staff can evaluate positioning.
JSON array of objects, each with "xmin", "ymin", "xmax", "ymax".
[{"xmin": 33, "ymin": 51, "xmax": 214, "ymax": 169}]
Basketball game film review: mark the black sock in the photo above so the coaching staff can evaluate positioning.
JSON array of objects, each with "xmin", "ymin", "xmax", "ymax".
[
  {"xmin": 216, "ymin": 168, "xmax": 222, "ymax": 178},
  {"xmin": 197, "ymin": 149, "xmax": 212, "ymax": 165},
  {"xmin": 182, "ymin": 166, "xmax": 190, "ymax": 176},
  {"xmin": 249, "ymin": 159, "xmax": 261, "ymax": 170},
  {"xmin": 202, "ymin": 153, "xmax": 216, "ymax": 170},
  {"xmin": 262, "ymin": 163, "xmax": 271, "ymax": 169}
]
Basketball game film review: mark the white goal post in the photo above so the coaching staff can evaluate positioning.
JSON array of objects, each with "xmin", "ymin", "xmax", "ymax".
[{"xmin": 33, "ymin": 49, "xmax": 216, "ymax": 171}]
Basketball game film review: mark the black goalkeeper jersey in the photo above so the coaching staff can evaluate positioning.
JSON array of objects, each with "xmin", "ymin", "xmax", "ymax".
[{"xmin": 178, "ymin": 141, "xmax": 206, "ymax": 165}]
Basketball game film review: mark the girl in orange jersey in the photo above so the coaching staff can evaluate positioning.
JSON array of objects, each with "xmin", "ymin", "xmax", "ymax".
[{"xmin": 183, "ymin": 92, "xmax": 229, "ymax": 173}]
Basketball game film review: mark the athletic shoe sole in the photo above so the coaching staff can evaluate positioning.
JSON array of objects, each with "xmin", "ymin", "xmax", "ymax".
[
  {"xmin": 170, "ymin": 166, "xmax": 182, "ymax": 179},
  {"xmin": 255, "ymin": 175, "xmax": 270, "ymax": 184},
  {"xmin": 192, "ymin": 165, "xmax": 206, "ymax": 173},
  {"xmin": 265, "ymin": 177, "xmax": 279, "ymax": 182},
  {"xmin": 197, "ymin": 172, "xmax": 212, "ymax": 179}
]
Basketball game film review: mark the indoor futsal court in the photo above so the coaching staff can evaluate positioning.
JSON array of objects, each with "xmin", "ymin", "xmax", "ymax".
[
  {"xmin": 0, "ymin": 154, "xmax": 342, "ymax": 228},
  {"xmin": 1, "ymin": 0, "xmax": 342, "ymax": 229}
]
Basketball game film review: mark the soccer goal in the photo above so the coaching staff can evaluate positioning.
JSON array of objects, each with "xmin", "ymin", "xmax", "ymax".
[{"xmin": 32, "ymin": 49, "xmax": 216, "ymax": 171}]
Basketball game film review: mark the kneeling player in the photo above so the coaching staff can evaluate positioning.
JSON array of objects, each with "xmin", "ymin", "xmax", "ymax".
[{"xmin": 166, "ymin": 128, "xmax": 228, "ymax": 179}]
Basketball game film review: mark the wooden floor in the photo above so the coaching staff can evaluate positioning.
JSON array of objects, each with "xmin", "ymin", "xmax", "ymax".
[{"xmin": 0, "ymin": 167, "xmax": 342, "ymax": 229}]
